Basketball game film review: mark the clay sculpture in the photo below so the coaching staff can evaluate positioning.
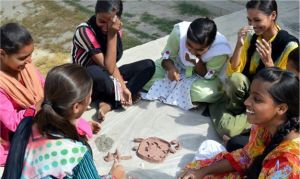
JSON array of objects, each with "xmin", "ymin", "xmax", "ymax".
[
  {"xmin": 132, "ymin": 137, "xmax": 181, "ymax": 163},
  {"xmin": 103, "ymin": 149, "xmax": 132, "ymax": 162}
]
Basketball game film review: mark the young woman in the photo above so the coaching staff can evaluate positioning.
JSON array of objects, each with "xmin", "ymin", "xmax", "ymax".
[
  {"xmin": 209, "ymin": 0, "xmax": 299, "ymax": 141},
  {"xmin": 3, "ymin": 64, "xmax": 125, "ymax": 179},
  {"xmin": 0, "ymin": 23, "xmax": 97, "ymax": 167},
  {"xmin": 71, "ymin": 0, "xmax": 155, "ymax": 120},
  {"xmin": 225, "ymin": 46, "xmax": 300, "ymax": 152},
  {"xmin": 0, "ymin": 23, "xmax": 44, "ymax": 167},
  {"xmin": 143, "ymin": 17, "xmax": 232, "ymax": 110},
  {"xmin": 179, "ymin": 67, "xmax": 299, "ymax": 178}
]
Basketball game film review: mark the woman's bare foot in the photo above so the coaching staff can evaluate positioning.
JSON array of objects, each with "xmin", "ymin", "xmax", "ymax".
[
  {"xmin": 88, "ymin": 120, "xmax": 101, "ymax": 134},
  {"xmin": 222, "ymin": 134, "xmax": 231, "ymax": 146},
  {"xmin": 98, "ymin": 102, "xmax": 112, "ymax": 122}
]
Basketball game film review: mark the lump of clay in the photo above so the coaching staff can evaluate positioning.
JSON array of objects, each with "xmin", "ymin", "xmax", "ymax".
[
  {"xmin": 95, "ymin": 135, "xmax": 114, "ymax": 152},
  {"xmin": 133, "ymin": 137, "xmax": 171, "ymax": 163}
]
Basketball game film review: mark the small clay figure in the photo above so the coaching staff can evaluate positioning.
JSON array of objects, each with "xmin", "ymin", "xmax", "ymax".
[
  {"xmin": 113, "ymin": 149, "xmax": 121, "ymax": 160},
  {"xmin": 103, "ymin": 152, "xmax": 114, "ymax": 162},
  {"xmin": 169, "ymin": 146, "xmax": 176, "ymax": 154},
  {"xmin": 120, "ymin": 155, "xmax": 132, "ymax": 160},
  {"xmin": 103, "ymin": 149, "xmax": 132, "ymax": 162}
]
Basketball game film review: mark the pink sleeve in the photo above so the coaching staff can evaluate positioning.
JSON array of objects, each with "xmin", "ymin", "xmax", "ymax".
[
  {"xmin": 85, "ymin": 28, "xmax": 101, "ymax": 49},
  {"xmin": 76, "ymin": 117, "xmax": 93, "ymax": 138},
  {"xmin": 0, "ymin": 89, "xmax": 35, "ymax": 132}
]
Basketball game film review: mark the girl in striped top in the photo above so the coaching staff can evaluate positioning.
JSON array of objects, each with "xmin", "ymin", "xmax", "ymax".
[{"xmin": 71, "ymin": 0, "xmax": 155, "ymax": 120}]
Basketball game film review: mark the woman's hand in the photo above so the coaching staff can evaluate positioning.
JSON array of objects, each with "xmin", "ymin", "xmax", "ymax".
[
  {"xmin": 121, "ymin": 86, "xmax": 132, "ymax": 106},
  {"xmin": 237, "ymin": 26, "xmax": 253, "ymax": 46},
  {"xmin": 256, "ymin": 39, "xmax": 274, "ymax": 67},
  {"xmin": 178, "ymin": 169, "xmax": 205, "ymax": 179},
  {"xmin": 88, "ymin": 120, "xmax": 101, "ymax": 134},
  {"xmin": 167, "ymin": 67, "xmax": 180, "ymax": 81},
  {"xmin": 110, "ymin": 159, "xmax": 126, "ymax": 179},
  {"xmin": 108, "ymin": 15, "xmax": 123, "ymax": 36}
]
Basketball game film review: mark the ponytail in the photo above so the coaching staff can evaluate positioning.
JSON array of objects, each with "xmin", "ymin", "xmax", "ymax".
[
  {"xmin": 35, "ymin": 101, "xmax": 79, "ymax": 141},
  {"xmin": 2, "ymin": 117, "xmax": 33, "ymax": 179}
]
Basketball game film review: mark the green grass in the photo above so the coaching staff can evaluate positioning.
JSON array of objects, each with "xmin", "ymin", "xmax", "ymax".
[
  {"xmin": 174, "ymin": 2, "xmax": 212, "ymax": 17},
  {"xmin": 122, "ymin": 32, "xmax": 142, "ymax": 50},
  {"xmin": 123, "ymin": 12, "xmax": 135, "ymax": 18},
  {"xmin": 141, "ymin": 12, "xmax": 181, "ymax": 33},
  {"xmin": 124, "ymin": 23, "xmax": 154, "ymax": 40},
  {"xmin": 63, "ymin": 0, "xmax": 93, "ymax": 15}
]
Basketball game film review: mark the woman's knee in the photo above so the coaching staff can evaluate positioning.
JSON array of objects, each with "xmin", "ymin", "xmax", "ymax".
[
  {"xmin": 87, "ymin": 65, "xmax": 114, "ymax": 93},
  {"xmin": 227, "ymin": 72, "xmax": 250, "ymax": 95},
  {"xmin": 191, "ymin": 80, "xmax": 223, "ymax": 103},
  {"xmin": 141, "ymin": 59, "xmax": 156, "ymax": 74},
  {"xmin": 217, "ymin": 113, "xmax": 248, "ymax": 137}
]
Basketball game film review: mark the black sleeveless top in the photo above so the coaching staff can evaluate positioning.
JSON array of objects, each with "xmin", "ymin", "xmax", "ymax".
[{"xmin": 242, "ymin": 30, "xmax": 299, "ymax": 81}]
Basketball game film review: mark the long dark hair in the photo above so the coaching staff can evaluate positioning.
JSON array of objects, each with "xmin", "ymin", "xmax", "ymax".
[
  {"xmin": 0, "ymin": 22, "xmax": 33, "ymax": 55},
  {"xmin": 245, "ymin": 67, "xmax": 299, "ymax": 178},
  {"xmin": 187, "ymin": 17, "xmax": 217, "ymax": 48},
  {"xmin": 2, "ymin": 64, "xmax": 93, "ymax": 179},
  {"xmin": 95, "ymin": 0, "xmax": 123, "ymax": 18}
]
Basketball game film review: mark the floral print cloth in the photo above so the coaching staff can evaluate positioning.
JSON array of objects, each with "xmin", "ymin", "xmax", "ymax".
[{"xmin": 184, "ymin": 125, "xmax": 300, "ymax": 178}]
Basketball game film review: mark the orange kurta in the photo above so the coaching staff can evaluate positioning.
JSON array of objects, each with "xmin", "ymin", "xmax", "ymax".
[{"xmin": 184, "ymin": 125, "xmax": 300, "ymax": 178}]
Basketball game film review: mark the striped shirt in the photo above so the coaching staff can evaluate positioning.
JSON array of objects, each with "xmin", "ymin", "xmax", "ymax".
[{"xmin": 71, "ymin": 23, "xmax": 102, "ymax": 67}]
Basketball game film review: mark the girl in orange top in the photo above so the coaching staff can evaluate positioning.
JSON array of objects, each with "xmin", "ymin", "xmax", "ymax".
[{"xmin": 179, "ymin": 67, "xmax": 299, "ymax": 179}]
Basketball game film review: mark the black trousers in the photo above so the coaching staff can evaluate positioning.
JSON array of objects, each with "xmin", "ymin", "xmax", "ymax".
[
  {"xmin": 87, "ymin": 59, "xmax": 155, "ymax": 109},
  {"xmin": 226, "ymin": 131, "xmax": 250, "ymax": 152}
]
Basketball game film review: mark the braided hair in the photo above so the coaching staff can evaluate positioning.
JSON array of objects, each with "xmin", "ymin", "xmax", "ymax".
[{"xmin": 245, "ymin": 67, "xmax": 299, "ymax": 178}]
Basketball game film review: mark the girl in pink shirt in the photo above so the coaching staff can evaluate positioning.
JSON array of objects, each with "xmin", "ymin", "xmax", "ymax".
[{"xmin": 0, "ymin": 23, "xmax": 99, "ymax": 166}]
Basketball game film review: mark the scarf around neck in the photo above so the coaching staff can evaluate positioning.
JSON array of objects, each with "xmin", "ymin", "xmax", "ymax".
[{"xmin": 0, "ymin": 63, "xmax": 44, "ymax": 108}]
